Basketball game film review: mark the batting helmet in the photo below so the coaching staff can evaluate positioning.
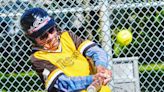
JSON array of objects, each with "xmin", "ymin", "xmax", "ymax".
[{"xmin": 20, "ymin": 8, "xmax": 56, "ymax": 39}]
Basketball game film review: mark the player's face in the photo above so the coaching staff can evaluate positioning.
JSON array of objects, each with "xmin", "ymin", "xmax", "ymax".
[{"xmin": 35, "ymin": 27, "xmax": 60, "ymax": 51}]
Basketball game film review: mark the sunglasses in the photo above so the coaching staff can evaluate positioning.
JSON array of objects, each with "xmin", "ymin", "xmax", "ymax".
[{"xmin": 39, "ymin": 27, "xmax": 55, "ymax": 40}]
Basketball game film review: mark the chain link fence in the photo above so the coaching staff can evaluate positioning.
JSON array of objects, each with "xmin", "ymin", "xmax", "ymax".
[{"xmin": 0, "ymin": 0, "xmax": 163, "ymax": 92}]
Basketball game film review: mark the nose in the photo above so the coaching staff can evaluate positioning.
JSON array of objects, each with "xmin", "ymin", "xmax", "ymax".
[
  {"xmin": 48, "ymin": 33, "xmax": 54, "ymax": 39},
  {"xmin": 46, "ymin": 33, "xmax": 53, "ymax": 43}
]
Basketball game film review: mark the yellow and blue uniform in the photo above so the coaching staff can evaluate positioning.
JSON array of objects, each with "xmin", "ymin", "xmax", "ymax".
[{"xmin": 31, "ymin": 31, "xmax": 111, "ymax": 92}]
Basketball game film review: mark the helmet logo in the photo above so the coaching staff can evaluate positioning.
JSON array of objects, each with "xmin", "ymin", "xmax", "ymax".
[{"xmin": 28, "ymin": 15, "xmax": 51, "ymax": 34}]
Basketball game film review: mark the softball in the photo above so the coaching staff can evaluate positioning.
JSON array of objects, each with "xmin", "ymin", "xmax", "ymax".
[{"xmin": 116, "ymin": 29, "xmax": 132, "ymax": 46}]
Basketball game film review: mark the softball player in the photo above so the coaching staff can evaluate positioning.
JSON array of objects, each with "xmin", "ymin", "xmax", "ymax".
[{"xmin": 20, "ymin": 8, "xmax": 112, "ymax": 92}]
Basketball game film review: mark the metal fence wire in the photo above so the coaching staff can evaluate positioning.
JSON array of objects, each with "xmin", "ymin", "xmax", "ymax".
[{"xmin": 0, "ymin": 0, "xmax": 163, "ymax": 92}]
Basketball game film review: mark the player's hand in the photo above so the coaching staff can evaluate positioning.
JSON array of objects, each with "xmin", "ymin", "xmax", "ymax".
[
  {"xmin": 93, "ymin": 72, "xmax": 104, "ymax": 84},
  {"xmin": 96, "ymin": 66, "xmax": 112, "ymax": 85},
  {"xmin": 92, "ymin": 72, "xmax": 104, "ymax": 90}
]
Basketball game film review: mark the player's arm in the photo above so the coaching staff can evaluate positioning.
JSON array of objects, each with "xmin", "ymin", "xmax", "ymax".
[
  {"xmin": 84, "ymin": 45, "xmax": 112, "ymax": 85},
  {"xmin": 68, "ymin": 31, "xmax": 112, "ymax": 85},
  {"xmin": 54, "ymin": 74, "xmax": 93, "ymax": 91},
  {"xmin": 84, "ymin": 45, "xmax": 109, "ymax": 68},
  {"xmin": 54, "ymin": 71, "xmax": 107, "ymax": 92}
]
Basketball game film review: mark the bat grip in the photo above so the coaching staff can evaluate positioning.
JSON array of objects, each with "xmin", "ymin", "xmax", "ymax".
[{"xmin": 87, "ymin": 80, "xmax": 101, "ymax": 92}]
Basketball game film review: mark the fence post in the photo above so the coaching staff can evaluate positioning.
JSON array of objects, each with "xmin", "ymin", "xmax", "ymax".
[{"xmin": 100, "ymin": 0, "xmax": 114, "ymax": 91}]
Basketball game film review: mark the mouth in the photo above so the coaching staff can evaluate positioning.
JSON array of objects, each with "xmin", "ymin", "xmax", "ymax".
[{"xmin": 46, "ymin": 38, "xmax": 59, "ymax": 50}]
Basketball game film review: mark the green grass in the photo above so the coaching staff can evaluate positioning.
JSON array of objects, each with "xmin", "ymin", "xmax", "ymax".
[
  {"xmin": 139, "ymin": 63, "xmax": 164, "ymax": 72},
  {"xmin": 0, "ymin": 71, "xmax": 37, "ymax": 78}
]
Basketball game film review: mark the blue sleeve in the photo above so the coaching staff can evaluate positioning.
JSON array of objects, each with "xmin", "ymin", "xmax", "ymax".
[
  {"xmin": 84, "ymin": 45, "xmax": 109, "ymax": 68},
  {"xmin": 54, "ymin": 75, "xmax": 93, "ymax": 91}
]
